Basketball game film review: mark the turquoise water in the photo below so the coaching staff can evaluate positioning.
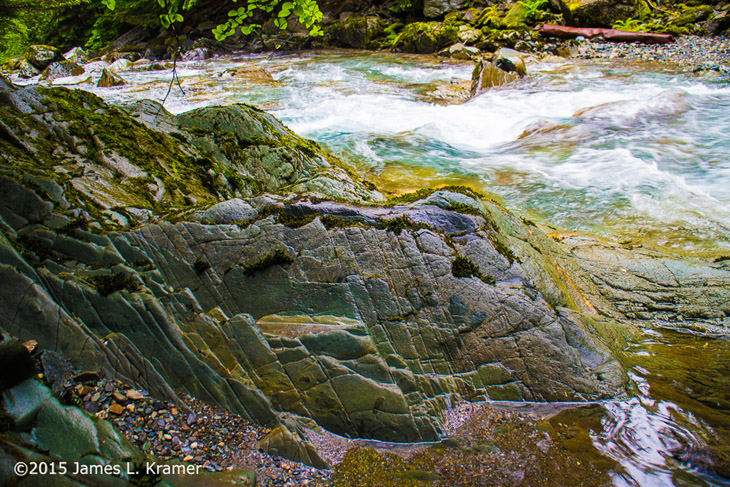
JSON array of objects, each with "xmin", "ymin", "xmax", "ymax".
[
  {"xmin": 84, "ymin": 50, "xmax": 730, "ymax": 254},
  {"xmin": 51, "ymin": 49, "xmax": 730, "ymax": 485}
]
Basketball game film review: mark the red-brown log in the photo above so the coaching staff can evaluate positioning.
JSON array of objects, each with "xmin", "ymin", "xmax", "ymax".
[{"xmin": 539, "ymin": 24, "xmax": 674, "ymax": 44}]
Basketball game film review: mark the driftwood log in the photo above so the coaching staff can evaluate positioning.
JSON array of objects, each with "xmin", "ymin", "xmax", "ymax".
[{"xmin": 539, "ymin": 24, "xmax": 674, "ymax": 44}]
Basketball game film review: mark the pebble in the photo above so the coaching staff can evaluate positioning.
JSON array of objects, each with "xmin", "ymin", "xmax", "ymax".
[{"xmin": 574, "ymin": 35, "xmax": 730, "ymax": 75}]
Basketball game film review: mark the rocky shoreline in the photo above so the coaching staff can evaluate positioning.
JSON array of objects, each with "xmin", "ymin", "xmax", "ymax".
[{"xmin": 575, "ymin": 34, "xmax": 730, "ymax": 74}]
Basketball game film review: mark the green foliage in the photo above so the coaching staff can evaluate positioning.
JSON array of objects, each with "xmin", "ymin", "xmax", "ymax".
[
  {"xmin": 87, "ymin": 273, "xmax": 141, "ymax": 296},
  {"xmin": 388, "ymin": 0, "xmax": 412, "ymax": 14},
  {"xmin": 243, "ymin": 248, "xmax": 294, "ymax": 276},
  {"xmin": 517, "ymin": 0, "xmax": 548, "ymax": 17},
  {"xmin": 380, "ymin": 215, "xmax": 432, "ymax": 235},
  {"xmin": 612, "ymin": 18, "xmax": 644, "ymax": 31},
  {"xmin": 212, "ymin": 0, "xmax": 323, "ymax": 41},
  {"xmin": 193, "ymin": 256, "xmax": 211, "ymax": 274},
  {"xmin": 259, "ymin": 205, "xmax": 318, "ymax": 228},
  {"xmin": 452, "ymin": 255, "xmax": 495, "ymax": 284}
]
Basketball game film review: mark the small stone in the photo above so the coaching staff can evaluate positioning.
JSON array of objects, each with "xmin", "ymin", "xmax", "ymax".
[
  {"xmin": 163, "ymin": 434, "xmax": 172, "ymax": 441},
  {"xmin": 170, "ymin": 408, "xmax": 178, "ymax": 416},
  {"xmin": 113, "ymin": 391, "xmax": 126, "ymax": 402},
  {"xmin": 126, "ymin": 404, "xmax": 135, "ymax": 413},
  {"xmin": 75, "ymin": 384, "xmax": 91, "ymax": 396},
  {"xmin": 126, "ymin": 390, "xmax": 144, "ymax": 400},
  {"xmin": 183, "ymin": 455, "xmax": 194, "ymax": 462},
  {"xmin": 109, "ymin": 403, "xmax": 125, "ymax": 415},
  {"xmin": 22, "ymin": 340, "xmax": 38, "ymax": 353}
]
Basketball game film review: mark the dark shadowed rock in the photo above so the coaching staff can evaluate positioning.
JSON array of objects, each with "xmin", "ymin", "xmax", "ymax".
[{"xmin": 424, "ymin": 0, "xmax": 469, "ymax": 18}]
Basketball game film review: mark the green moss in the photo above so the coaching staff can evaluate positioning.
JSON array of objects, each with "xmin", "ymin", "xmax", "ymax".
[
  {"xmin": 193, "ymin": 257, "xmax": 211, "ymax": 275},
  {"xmin": 392, "ymin": 22, "xmax": 459, "ymax": 54},
  {"xmin": 380, "ymin": 215, "xmax": 432, "ymax": 235},
  {"xmin": 386, "ymin": 186, "xmax": 486, "ymax": 206},
  {"xmin": 16, "ymin": 234, "xmax": 54, "ymax": 262},
  {"xmin": 57, "ymin": 217, "xmax": 88, "ymax": 235},
  {"xmin": 320, "ymin": 215, "xmax": 372, "ymax": 230},
  {"xmin": 714, "ymin": 255, "xmax": 730, "ymax": 263},
  {"xmin": 87, "ymin": 273, "xmax": 140, "ymax": 296},
  {"xmin": 452, "ymin": 255, "xmax": 494, "ymax": 284},
  {"xmin": 243, "ymin": 249, "xmax": 294, "ymax": 276},
  {"xmin": 488, "ymin": 234, "xmax": 519, "ymax": 264},
  {"xmin": 259, "ymin": 206, "xmax": 318, "ymax": 228},
  {"xmin": 332, "ymin": 447, "xmax": 437, "ymax": 487}
]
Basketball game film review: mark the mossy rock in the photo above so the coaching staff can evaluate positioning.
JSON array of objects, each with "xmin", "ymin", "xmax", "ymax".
[
  {"xmin": 327, "ymin": 16, "xmax": 387, "ymax": 49},
  {"xmin": 392, "ymin": 22, "xmax": 459, "ymax": 54},
  {"xmin": 558, "ymin": 0, "xmax": 645, "ymax": 28},
  {"xmin": 23, "ymin": 45, "xmax": 62, "ymax": 71}
]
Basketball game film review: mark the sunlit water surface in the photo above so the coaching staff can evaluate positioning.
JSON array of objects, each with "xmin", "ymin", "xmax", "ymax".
[
  {"xmin": 81, "ymin": 50, "xmax": 730, "ymax": 255},
  {"xmin": 49, "ymin": 50, "xmax": 730, "ymax": 486}
]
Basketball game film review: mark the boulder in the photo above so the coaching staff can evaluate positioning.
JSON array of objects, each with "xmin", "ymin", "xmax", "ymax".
[
  {"xmin": 41, "ymin": 60, "xmax": 85, "ymax": 81},
  {"xmin": 557, "ymin": 0, "xmax": 648, "ymax": 28},
  {"xmin": 23, "ymin": 45, "xmax": 62, "ymax": 71},
  {"xmin": 493, "ymin": 47, "xmax": 530, "ymax": 76},
  {"xmin": 438, "ymin": 43, "xmax": 482, "ymax": 60},
  {"xmin": 16, "ymin": 59, "xmax": 41, "ymax": 79},
  {"xmin": 327, "ymin": 16, "xmax": 385, "ymax": 49},
  {"xmin": 392, "ymin": 22, "xmax": 459, "ymax": 54},
  {"xmin": 109, "ymin": 58, "xmax": 132, "ymax": 71},
  {"xmin": 424, "ymin": 0, "xmax": 469, "ymax": 18},
  {"xmin": 192, "ymin": 198, "xmax": 257, "ymax": 224},
  {"xmin": 470, "ymin": 48, "xmax": 532, "ymax": 97},
  {"xmin": 457, "ymin": 24, "xmax": 482, "ymax": 44},
  {"xmin": 0, "ymin": 74, "xmax": 14, "ymax": 92},
  {"xmin": 63, "ymin": 47, "xmax": 89, "ymax": 64},
  {"xmin": 97, "ymin": 68, "xmax": 126, "ymax": 87},
  {"xmin": 183, "ymin": 47, "xmax": 211, "ymax": 62}
]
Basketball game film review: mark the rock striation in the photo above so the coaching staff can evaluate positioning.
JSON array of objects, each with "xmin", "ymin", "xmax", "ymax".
[{"xmin": 2, "ymin": 80, "xmax": 728, "ymax": 472}]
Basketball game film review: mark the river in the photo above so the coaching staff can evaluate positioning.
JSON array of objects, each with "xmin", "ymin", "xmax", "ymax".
[{"xmin": 54, "ymin": 49, "xmax": 730, "ymax": 486}]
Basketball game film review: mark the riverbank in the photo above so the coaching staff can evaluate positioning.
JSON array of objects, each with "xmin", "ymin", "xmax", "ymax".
[{"xmin": 574, "ymin": 34, "xmax": 730, "ymax": 74}]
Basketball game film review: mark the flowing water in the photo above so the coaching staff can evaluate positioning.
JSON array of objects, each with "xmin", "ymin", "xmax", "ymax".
[{"xmin": 50, "ymin": 49, "xmax": 730, "ymax": 485}]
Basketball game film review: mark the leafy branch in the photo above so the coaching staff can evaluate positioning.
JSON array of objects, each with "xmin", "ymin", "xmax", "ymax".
[
  {"xmin": 212, "ymin": 0, "xmax": 323, "ymax": 41},
  {"xmin": 517, "ymin": 0, "xmax": 547, "ymax": 17}
]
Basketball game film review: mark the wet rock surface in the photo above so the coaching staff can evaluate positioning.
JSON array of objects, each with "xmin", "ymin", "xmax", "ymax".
[{"xmin": 1, "ymin": 76, "xmax": 729, "ymax": 480}]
